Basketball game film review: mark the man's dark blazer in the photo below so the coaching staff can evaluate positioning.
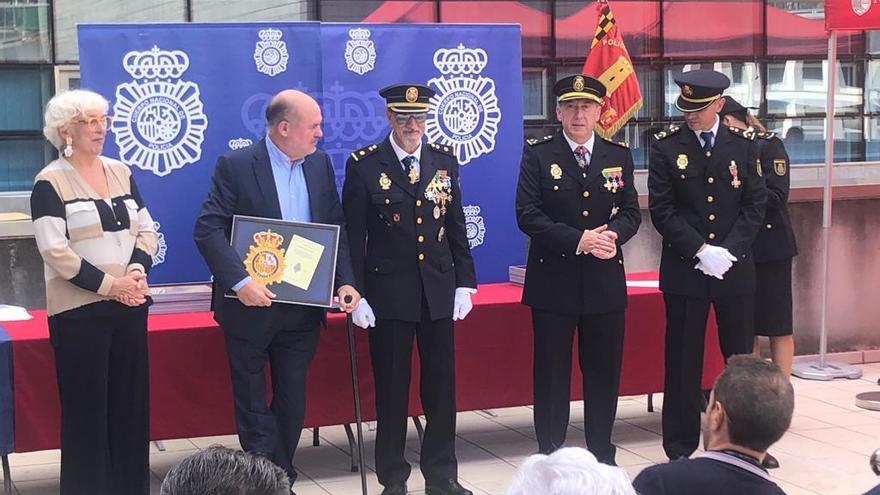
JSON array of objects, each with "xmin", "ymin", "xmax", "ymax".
[{"xmin": 193, "ymin": 138, "xmax": 355, "ymax": 333}]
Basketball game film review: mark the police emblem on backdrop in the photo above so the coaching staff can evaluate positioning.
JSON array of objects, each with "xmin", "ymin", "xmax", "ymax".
[
  {"xmin": 152, "ymin": 220, "xmax": 167, "ymax": 267},
  {"xmin": 253, "ymin": 28, "xmax": 289, "ymax": 77},
  {"xmin": 112, "ymin": 46, "xmax": 209, "ymax": 177},
  {"xmin": 463, "ymin": 204, "xmax": 487, "ymax": 249},
  {"xmin": 344, "ymin": 27, "xmax": 376, "ymax": 75},
  {"xmin": 243, "ymin": 230, "xmax": 287, "ymax": 285},
  {"xmin": 426, "ymin": 44, "xmax": 502, "ymax": 165},
  {"xmin": 228, "ymin": 137, "xmax": 254, "ymax": 150}
]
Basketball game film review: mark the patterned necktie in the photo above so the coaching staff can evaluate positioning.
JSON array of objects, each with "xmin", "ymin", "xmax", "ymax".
[
  {"xmin": 402, "ymin": 155, "xmax": 418, "ymax": 184},
  {"xmin": 574, "ymin": 145, "xmax": 588, "ymax": 169},
  {"xmin": 700, "ymin": 131, "xmax": 714, "ymax": 152}
]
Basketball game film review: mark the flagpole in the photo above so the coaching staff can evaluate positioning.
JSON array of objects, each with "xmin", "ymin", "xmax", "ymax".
[{"xmin": 791, "ymin": 29, "xmax": 861, "ymax": 381}]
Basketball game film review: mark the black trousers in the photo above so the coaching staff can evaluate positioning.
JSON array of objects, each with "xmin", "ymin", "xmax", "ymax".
[
  {"xmin": 369, "ymin": 308, "xmax": 457, "ymax": 487},
  {"xmin": 222, "ymin": 305, "xmax": 321, "ymax": 484},
  {"xmin": 531, "ymin": 308, "xmax": 625, "ymax": 465},
  {"xmin": 661, "ymin": 293, "xmax": 754, "ymax": 459},
  {"xmin": 48, "ymin": 309, "xmax": 150, "ymax": 495}
]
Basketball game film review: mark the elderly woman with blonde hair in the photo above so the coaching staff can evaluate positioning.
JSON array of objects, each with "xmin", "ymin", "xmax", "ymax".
[{"xmin": 30, "ymin": 89, "xmax": 157, "ymax": 495}]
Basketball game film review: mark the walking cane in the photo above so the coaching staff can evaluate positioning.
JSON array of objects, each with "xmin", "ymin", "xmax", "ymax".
[{"xmin": 343, "ymin": 295, "xmax": 369, "ymax": 495}]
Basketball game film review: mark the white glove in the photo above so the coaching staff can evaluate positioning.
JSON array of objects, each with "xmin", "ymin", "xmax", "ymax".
[
  {"xmin": 452, "ymin": 288, "xmax": 475, "ymax": 321},
  {"xmin": 695, "ymin": 245, "xmax": 737, "ymax": 279},
  {"xmin": 351, "ymin": 298, "xmax": 376, "ymax": 329}
]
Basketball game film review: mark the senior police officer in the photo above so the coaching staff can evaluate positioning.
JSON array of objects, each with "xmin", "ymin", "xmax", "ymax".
[
  {"xmin": 648, "ymin": 70, "xmax": 767, "ymax": 461},
  {"xmin": 515, "ymin": 74, "xmax": 641, "ymax": 465},
  {"xmin": 342, "ymin": 83, "xmax": 477, "ymax": 495}
]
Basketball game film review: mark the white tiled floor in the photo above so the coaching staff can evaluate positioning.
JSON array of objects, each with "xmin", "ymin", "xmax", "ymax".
[{"xmin": 5, "ymin": 363, "xmax": 880, "ymax": 495}]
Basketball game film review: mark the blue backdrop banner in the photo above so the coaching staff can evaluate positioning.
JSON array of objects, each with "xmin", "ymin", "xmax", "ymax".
[{"xmin": 78, "ymin": 22, "xmax": 523, "ymax": 285}]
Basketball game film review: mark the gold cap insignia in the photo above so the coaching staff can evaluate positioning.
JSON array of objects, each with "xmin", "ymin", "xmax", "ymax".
[
  {"xmin": 243, "ymin": 230, "xmax": 287, "ymax": 285},
  {"xmin": 405, "ymin": 86, "xmax": 418, "ymax": 103},
  {"xmin": 682, "ymin": 85, "xmax": 694, "ymax": 97},
  {"xmin": 573, "ymin": 76, "xmax": 585, "ymax": 92}
]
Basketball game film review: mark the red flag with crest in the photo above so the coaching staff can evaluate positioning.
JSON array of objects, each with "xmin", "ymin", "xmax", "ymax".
[{"xmin": 582, "ymin": 0, "xmax": 642, "ymax": 138}]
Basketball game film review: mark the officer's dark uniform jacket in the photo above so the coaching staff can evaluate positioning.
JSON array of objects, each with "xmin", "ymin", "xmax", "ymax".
[
  {"xmin": 648, "ymin": 124, "xmax": 767, "ymax": 298},
  {"xmin": 753, "ymin": 132, "xmax": 797, "ymax": 263},
  {"xmin": 516, "ymin": 130, "xmax": 641, "ymax": 316},
  {"xmin": 342, "ymin": 136, "xmax": 476, "ymax": 323}
]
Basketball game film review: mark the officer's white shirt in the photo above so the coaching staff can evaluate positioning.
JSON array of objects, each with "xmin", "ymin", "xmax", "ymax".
[{"xmin": 389, "ymin": 131, "xmax": 422, "ymax": 177}]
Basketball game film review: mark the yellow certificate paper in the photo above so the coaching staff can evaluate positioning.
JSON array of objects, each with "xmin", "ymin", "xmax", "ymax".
[{"xmin": 282, "ymin": 234, "xmax": 325, "ymax": 290}]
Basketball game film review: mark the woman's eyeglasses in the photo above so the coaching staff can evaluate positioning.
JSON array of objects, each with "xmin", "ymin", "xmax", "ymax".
[{"xmin": 72, "ymin": 115, "xmax": 113, "ymax": 132}]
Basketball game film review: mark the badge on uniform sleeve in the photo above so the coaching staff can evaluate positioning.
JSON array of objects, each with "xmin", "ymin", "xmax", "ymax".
[
  {"xmin": 676, "ymin": 154, "xmax": 688, "ymax": 170},
  {"xmin": 774, "ymin": 159, "xmax": 786, "ymax": 176},
  {"xmin": 729, "ymin": 161, "xmax": 741, "ymax": 189},
  {"xmin": 379, "ymin": 172, "xmax": 391, "ymax": 191},
  {"xmin": 601, "ymin": 167, "xmax": 624, "ymax": 193},
  {"xmin": 756, "ymin": 158, "xmax": 763, "ymax": 177},
  {"xmin": 550, "ymin": 163, "xmax": 563, "ymax": 180}
]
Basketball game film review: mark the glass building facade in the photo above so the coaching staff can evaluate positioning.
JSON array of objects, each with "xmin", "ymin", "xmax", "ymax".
[{"xmin": 0, "ymin": 0, "xmax": 878, "ymax": 191}]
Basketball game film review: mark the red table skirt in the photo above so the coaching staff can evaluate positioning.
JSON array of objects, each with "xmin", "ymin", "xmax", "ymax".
[{"xmin": 4, "ymin": 273, "xmax": 723, "ymax": 453}]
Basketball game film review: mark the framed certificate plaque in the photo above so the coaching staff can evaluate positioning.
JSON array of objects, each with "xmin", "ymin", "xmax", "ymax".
[{"xmin": 227, "ymin": 215, "xmax": 340, "ymax": 308}]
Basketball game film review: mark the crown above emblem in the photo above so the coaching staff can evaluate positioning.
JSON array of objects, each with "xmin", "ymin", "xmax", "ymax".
[
  {"xmin": 123, "ymin": 46, "xmax": 190, "ymax": 80},
  {"xmin": 433, "ymin": 44, "xmax": 488, "ymax": 75},
  {"xmin": 348, "ymin": 27, "xmax": 371, "ymax": 40},
  {"xmin": 228, "ymin": 138, "xmax": 253, "ymax": 150},
  {"xmin": 258, "ymin": 28, "xmax": 283, "ymax": 42},
  {"xmin": 253, "ymin": 229, "xmax": 284, "ymax": 248},
  {"xmin": 463, "ymin": 205, "xmax": 481, "ymax": 217}
]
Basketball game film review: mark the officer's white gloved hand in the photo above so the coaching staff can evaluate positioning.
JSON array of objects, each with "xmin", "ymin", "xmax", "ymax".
[
  {"xmin": 695, "ymin": 245, "xmax": 737, "ymax": 278},
  {"xmin": 452, "ymin": 288, "xmax": 475, "ymax": 321},
  {"xmin": 351, "ymin": 298, "xmax": 376, "ymax": 329},
  {"xmin": 695, "ymin": 260, "xmax": 724, "ymax": 280}
]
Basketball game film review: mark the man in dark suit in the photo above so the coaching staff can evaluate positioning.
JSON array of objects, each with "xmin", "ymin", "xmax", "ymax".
[
  {"xmin": 193, "ymin": 89, "xmax": 360, "ymax": 491},
  {"xmin": 648, "ymin": 70, "xmax": 767, "ymax": 461},
  {"xmin": 342, "ymin": 84, "xmax": 477, "ymax": 495},
  {"xmin": 633, "ymin": 355, "xmax": 793, "ymax": 495},
  {"xmin": 515, "ymin": 74, "xmax": 641, "ymax": 465}
]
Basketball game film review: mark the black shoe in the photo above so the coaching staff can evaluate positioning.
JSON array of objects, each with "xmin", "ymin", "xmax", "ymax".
[
  {"xmin": 380, "ymin": 483, "xmax": 407, "ymax": 495},
  {"xmin": 425, "ymin": 479, "xmax": 473, "ymax": 495},
  {"xmin": 762, "ymin": 452, "xmax": 780, "ymax": 469}
]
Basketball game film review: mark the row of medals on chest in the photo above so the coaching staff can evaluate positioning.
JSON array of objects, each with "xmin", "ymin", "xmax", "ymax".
[
  {"xmin": 676, "ymin": 153, "xmax": 741, "ymax": 189},
  {"xmin": 549, "ymin": 163, "xmax": 625, "ymax": 193},
  {"xmin": 378, "ymin": 169, "xmax": 453, "ymax": 240}
]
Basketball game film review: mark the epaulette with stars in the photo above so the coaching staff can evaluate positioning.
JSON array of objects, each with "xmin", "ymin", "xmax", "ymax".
[
  {"xmin": 349, "ymin": 143, "xmax": 380, "ymax": 162},
  {"xmin": 526, "ymin": 135, "xmax": 554, "ymax": 147},
  {"xmin": 428, "ymin": 142, "xmax": 455, "ymax": 156},
  {"xmin": 755, "ymin": 131, "xmax": 776, "ymax": 140},
  {"xmin": 601, "ymin": 135, "xmax": 630, "ymax": 149},
  {"xmin": 653, "ymin": 125, "xmax": 681, "ymax": 141},
  {"xmin": 727, "ymin": 126, "xmax": 756, "ymax": 141}
]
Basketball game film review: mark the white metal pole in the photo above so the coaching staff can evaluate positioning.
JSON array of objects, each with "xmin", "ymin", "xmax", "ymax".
[{"xmin": 819, "ymin": 30, "xmax": 837, "ymax": 368}]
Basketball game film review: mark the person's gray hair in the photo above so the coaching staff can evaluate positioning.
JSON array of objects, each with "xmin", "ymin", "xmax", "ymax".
[
  {"xmin": 42, "ymin": 89, "xmax": 109, "ymax": 149},
  {"xmin": 507, "ymin": 447, "xmax": 637, "ymax": 495},
  {"xmin": 159, "ymin": 446, "xmax": 290, "ymax": 495}
]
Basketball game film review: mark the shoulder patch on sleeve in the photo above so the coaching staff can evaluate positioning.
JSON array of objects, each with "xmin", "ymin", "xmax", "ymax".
[
  {"xmin": 428, "ymin": 142, "xmax": 456, "ymax": 156},
  {"xmin": 653, "ymin": 125, "xmax": 681, "ymax": 141},
  {"xmin": 350, "ymin": 143, "xmax": 380, "ymax": 162}
]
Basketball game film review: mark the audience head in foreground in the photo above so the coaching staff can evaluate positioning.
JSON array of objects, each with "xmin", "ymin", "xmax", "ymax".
[
  {"xmin": 160, "ymin": 446, "xmax": 290, "ymax": 495},
  {"xmin": 633, "ymin": 355, "xmax": 795, "ymax": 495},
  {"xmin": 507, "ymin": 447, "xmax": 636, "ymax": 495}
]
